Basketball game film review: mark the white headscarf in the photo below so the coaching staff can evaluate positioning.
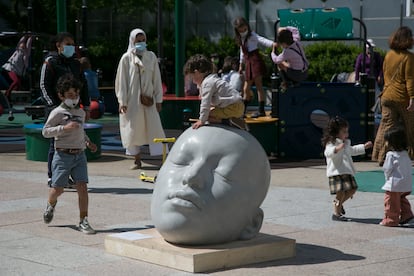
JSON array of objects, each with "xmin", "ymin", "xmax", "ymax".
[{"xmin": 127, "ymin": 28, "xmax": 147, "ymax": 52}]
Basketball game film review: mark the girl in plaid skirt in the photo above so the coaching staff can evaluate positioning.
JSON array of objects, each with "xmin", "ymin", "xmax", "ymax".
[{"xmin": 322, "ymin": 116, "xmax": 373, "ymax": 221}]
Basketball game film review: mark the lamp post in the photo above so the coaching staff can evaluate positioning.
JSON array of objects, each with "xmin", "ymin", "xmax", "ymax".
[{"xmin": 174, "ymin": 0, "xmax": 184, "ymax": 96}]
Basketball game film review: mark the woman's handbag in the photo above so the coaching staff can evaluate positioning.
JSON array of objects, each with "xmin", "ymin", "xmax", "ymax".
[
  {"xmin": 137, "ymin": 63, "xmax": 154, "ymax": 106},
  {"xmin": 140, "ymin": 94, "xmax": 154, "ymax": 106}
]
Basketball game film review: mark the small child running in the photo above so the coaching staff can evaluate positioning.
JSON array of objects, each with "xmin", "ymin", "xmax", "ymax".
[
  {"xmin": 42, "ymin": 73, "xmax": 97, "ymax": 234},
  {"xmin": 380, "ymin": 127, "xmax": 414, "ymax": 226},
  {"xmin": 183, "ymin": 54, "xmax": 246, "ymax": 130},
  {"xmin": 322, "ymin": 116, "xmax": 373, "ymax": 221}
]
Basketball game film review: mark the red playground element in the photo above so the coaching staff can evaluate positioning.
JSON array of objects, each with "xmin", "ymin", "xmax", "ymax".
[{"xmin": 89, "ymin": 99, "xmax": 105, "ymax": 119}]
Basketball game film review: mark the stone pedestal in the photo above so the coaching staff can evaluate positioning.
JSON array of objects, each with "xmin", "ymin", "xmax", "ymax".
[{"xmin": 105, "ymin": 228, "xmax": 296, "ymax": 273}]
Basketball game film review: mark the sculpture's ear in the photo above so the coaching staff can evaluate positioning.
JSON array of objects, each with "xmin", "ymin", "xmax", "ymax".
[{"xmin": 239, "ymin": 208, "xmax": 264, "ymax": 240}]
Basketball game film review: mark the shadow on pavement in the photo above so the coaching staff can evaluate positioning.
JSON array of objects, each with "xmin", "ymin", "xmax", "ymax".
[
  {"xmin": 87, "ymin": 187, "xmax": 153, "ymax": 195},
  {"xmin": 251, "ymin": 243, "xmax": 365, "ymax": 268},
  {"xmin": 347, "ymin": 217, "xmax": 381, "ymax": 224}
]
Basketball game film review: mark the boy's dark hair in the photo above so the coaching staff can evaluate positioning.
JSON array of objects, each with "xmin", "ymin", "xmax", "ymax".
[
  {"xmin": 321, "ymin": 116, "xmax": 349, "ymax": 146},
  {"xmin": 57, "ymin": 73, "xmax": 82, "ymax": 96},
  {"xmin": 55, "ymin": 32, "xmax": 74, "ymax": 44},
  {"xmin": 183, "ymin": 54, "xmax": 213, "ymax": 75},
  {"xmin": 277, "ymin": 29, "xmax": 294, "ymax": 45},
  {"xmin": 384, "ymin": 127, "xmax": 407, "ymax": 151}
]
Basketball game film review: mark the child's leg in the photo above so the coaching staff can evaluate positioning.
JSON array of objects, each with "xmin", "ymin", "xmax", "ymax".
[
  {"xmin": 253, "ymin": 76, "xmax": 265, "ymax": 117},
  {"xmin": 333, "ymin": 191, "xmax": 345, "ymax": 216},
  {"xmin": 400, "ymin": 192, "xmax": 414, "ymax": 224},
  {"xmin": 242, "ymin": 80, "xmax": 253, "ymax": 102},
  {"xmin": 342, "ymin": 188, "xmax": 356, "ymax": 204},
  {"xmin": 47, "ymin": 187, "xmax": 64, "ymax": 205},
  {"xmin": 43, "ymin": 187, "xmax": 63, "ymax": 224},
  {"xmin": 380, "ymin": 191, "xmax": 400, "ymax": 226},
  {"xmin": 76, "ymin": 182, "xmax": 89, "ymax": 219}
]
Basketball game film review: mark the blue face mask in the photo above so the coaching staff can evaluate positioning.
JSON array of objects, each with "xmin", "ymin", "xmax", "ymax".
[
  {"xmin": 134, "ymin": 42, "xmax": 147, "ymax": 52},
  {"xmin": 62, "ymin": 45, "xmax": 75, "ymax": 58}
]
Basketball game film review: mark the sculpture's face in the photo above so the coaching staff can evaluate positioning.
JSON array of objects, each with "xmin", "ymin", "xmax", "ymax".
[{"xmin": 151, "ymin": 126, "xmax": 270, "ymax": 245}]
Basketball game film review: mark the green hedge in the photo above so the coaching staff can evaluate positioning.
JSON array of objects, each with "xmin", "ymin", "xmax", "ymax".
[{"xmin": 86, "ymin": 35, "xmax": 386, "ymax": 86}]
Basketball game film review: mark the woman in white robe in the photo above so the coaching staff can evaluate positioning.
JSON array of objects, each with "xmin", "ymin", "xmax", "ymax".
[{"xmin": 115, "ymin": 28, "xmax": 165, "ymax": 169}]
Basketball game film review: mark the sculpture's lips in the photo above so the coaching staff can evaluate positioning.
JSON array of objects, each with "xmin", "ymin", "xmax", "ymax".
[{"xmin": 167, "ymin": 190, "xmax": 205, "ymax": 210}]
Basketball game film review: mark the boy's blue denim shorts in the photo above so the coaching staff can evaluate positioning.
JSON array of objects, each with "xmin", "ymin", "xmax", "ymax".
[{"xmin": 51, "ymin": 150, "xmax": 89, "ymax": 188}]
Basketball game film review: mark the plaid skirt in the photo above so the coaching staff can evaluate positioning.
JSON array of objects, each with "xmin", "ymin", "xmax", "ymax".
[{"xmin": 328, "ymin": 174, "xmax": 358, "ymax": 195}]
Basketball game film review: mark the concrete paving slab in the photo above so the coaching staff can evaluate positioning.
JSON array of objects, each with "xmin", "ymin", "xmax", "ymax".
[{"xmin": 2, "ymin": 143, "xmax": 414, "ymax": 275}]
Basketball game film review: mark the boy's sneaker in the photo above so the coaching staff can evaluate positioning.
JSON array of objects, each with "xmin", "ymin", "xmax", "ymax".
[
  {"xmin": 43, "ymin": 203, "xmax": 55, "ymax": 224},
  {"xmin": 78, "ymin": 217, "xmax": 96, "ymax": 234},
  {"xmin": 229, "ymin": 117, "xmax": 247, "ymax": 130}
]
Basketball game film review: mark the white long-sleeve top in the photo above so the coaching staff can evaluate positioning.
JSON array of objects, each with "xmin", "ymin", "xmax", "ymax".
[
  {"xmin": 324, "ymin": 138, "xmax": 366, "ymax": 177},
  {"xmin": 239, "ymin": 31, "xmax": 274, "ymax": 64},
  {"xmin": 198, "ymin": 74, "xmax": 242, "ymax": 123},
  {"xmin": 382, "ymin": 150, "xmax": 412, "ymax": 192}
]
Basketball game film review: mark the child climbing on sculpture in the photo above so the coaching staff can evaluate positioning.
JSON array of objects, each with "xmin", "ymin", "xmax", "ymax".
[
  {"xmin": 322, "ymin": 116, "xmax": 372, "ymax": 221},
  {"xmin": 183, "ymin": 54, "xmax": 246, "ymax": 130}
]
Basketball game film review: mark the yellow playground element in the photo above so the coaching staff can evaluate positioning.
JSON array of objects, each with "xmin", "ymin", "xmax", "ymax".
[{"xmin": 139, "ymin": 137, "xmax": 176, "ymax": 184}]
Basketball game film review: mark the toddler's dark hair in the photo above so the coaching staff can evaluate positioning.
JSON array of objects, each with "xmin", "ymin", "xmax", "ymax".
[
  {"xmin": 277, "ymin": 29, "xmax": 294, "ymax": 45},
  {"xmin": 57, "ymin": 73, "xmax": 82, "ymax": 96},
  {"xmin": 321, "ymin": 116, "xmax": 349, "ymax": 146},
  {"xmin": 183, "ymin": 54, "xmax": 213, "ymax": 75},
  {"xmin": 221, "ymin": 56, "xmax": 239, "ymax": 74},
  {"xmin": 384, "ymin": 127, "xmax": 407, "ymax": 151}
]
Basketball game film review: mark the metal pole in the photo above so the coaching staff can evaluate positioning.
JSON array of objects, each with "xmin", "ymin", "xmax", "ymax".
[
  {"xmin": 244, "ymin": 0, "xmax": 249, "ymax": 21},
  {"xmin": 56, "ymin": 0, "xmax": 67, "ymax": 32},
  {"xmin": 81, "ymin": 0, "xmax": 88, "ymax": 48},
  {"xmin": 400, "ymin": 0, "xmax": 404, "ymax": 26},
  {"xmin": 359, "ymin": 0, "xmax": 363, "ymax": 47},
  {"xmin": 27, "ymin": 0, "xmax": 34, "ymax": 32},
  {"xmin": 174, "ymin": 0, "xmax": 184, "ymax": 97},
  {"xmin": 157, "ymin": 0, "xmax": 163, "ymax": 59}
]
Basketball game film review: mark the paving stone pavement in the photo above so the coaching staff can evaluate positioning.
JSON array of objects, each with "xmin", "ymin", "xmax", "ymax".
[{"xmin": 1, "ymin": 134, "xmax": 414, "ymax": 275}]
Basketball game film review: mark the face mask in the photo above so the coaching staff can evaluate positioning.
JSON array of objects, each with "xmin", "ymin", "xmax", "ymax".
[
  {"xmin": 240, "ymin": 30, "xmax": 248, "ymax": 37},
  {"xmin": 64, "ymin": 97, "xmax": 80, "ymax": 108},
  {"xmin": 135, "ymin": 42, "xmax": 147, "ymax": 52},
  {"xmin": 62, "ymin": 45, "xmax": 75, "ymax": 58}
]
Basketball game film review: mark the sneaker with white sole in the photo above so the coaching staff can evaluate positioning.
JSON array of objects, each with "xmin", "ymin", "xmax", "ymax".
[
  {"xmin": 43, "ymin": 202, "xmax": 55, "ymax": 224},
  {"xmin": 78, "ymin": 217, "xmax": 96, "ymax": 234}
]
